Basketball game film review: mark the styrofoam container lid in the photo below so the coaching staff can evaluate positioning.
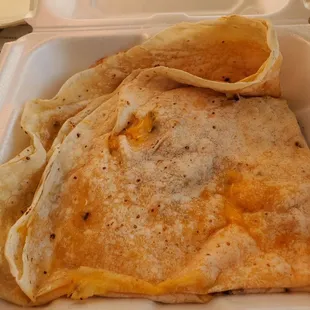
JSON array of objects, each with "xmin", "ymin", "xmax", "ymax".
[
  {"xmin": 0, "ymin": 0, "xmax": 310, "ymax": 309},
  {"xmin": 27, "ymin": 0, "xmax": 310, "ymax": 29}
]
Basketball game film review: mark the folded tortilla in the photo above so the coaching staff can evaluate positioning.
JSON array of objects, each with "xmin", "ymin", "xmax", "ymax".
[
  {"xmin": 0, "ymin": 15, "xmax": 283, "ymax": 305},
  {"xmin": 5, "ymin": 68, "xmax": 310, "ymax": 303},
  {"xmin": 24, "ymin": 14, "xmax": 282, "ymax": 154}
]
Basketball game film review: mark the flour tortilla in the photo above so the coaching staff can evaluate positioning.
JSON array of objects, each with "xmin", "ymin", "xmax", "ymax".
[
  {"xmin": 0, "ymin": 15, "xmax": 283, "ymax": 305},
  {"xmin": 6, "ymin": 68, "xmax": 309, "ymax": 304},
  {"xmin": 0, "ymin": 135, "xmax": 45, "ymax": 305},
  {"xmin": 23, "ymin": 14, "xmax": 282, "ymax": 155}
]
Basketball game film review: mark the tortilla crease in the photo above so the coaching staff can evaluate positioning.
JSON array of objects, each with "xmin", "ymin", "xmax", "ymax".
[
  {"xmin": 0, "ymin": 14, "xmax": 283, "ymax": 305},
  {"xmin": 5, "ymin": 67, "xmax": 310, "ymax": 305}
]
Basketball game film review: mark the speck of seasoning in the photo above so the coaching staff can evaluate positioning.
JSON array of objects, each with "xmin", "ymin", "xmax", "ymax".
[
  {"xmin": 83, "ymin": 212, "xmax": 90, "ymax": 221},
  {"xmin": 50, "ymin": 233, "xmax": 56, "ymax": 240},
  {"xmin": 126, "ymin": 101, "xmax": 130, "ymax": 106},
  {"xmin": 165, "ymin": 239, "xmax": 168, "ymax": 243},
  {"xmin": 164, "ymin": 166, "xmax": 167, "ymax": 169},
  {"xmin": 154, "ymin": 64, "xmax": 160, "ymax": 67},
  {"xmin": 86, "ymin": 89, "xmax": 89, "ymax": 92},
  {"xmin": 212, "ymin": 112, "xmax": 215, "ymax": 115},
  {"xmin": 222, "ymin": 40, "xmax": 225, "ymax": 43},
  {"xmin": 151, "ymin": 209, "xmax": 154, "ymax": 212},
  {"xmin": 224, "ymin": 77, "xmax": 231, "ymax": 82},
  {"xmin": 212, "ymin": 126, "xmax": 216, "ymax": 129},
  {"xmin": 183, "ymin": 175, "xmax": 186, "ymax": 178},
  {"xmin": 226, "ymin": 242, "xmax": 231, "ymax": 246},
  {"xmin": 196, "ymin": 230, "xmax": 199, "ymax": 234},
  {"xmin": 266, "ymin": 263, "xmax": 270, "ymax": 267},
  {"xmin": 78, "ymin": 95, "xmax": 81, "ymax": 98},
  {"xmin": 173, "ymin": 102, "xmax": 177, "ymax": 105},
  {"xmin": 133, "ymin": 225, "xmax": 137, "ymax": 229},
  {"xmin": 57, "ymin": 168, "xmax": 60, "ymax": 171},
  {"xmin": 284, "ymin": 288, "xmax": 289, "ymax": 293},
  {"xmin": 157, "ymin": 204, "xmax": 161, "ymax": 208},
  {"xmin": 53, "ymin": 121, "xmax": 60, "ymax": 127},
  {"xmin": 102, "ymin": 167, "xmax": 106, "ymax": 170},
  {"xmin": 62, "ymin": 98, "xmax": 65, "ymax": 102},
  {"xmin": 207, "ymin": 253, "xmax": 211, "ymax": 256},
  {"xmin": 295, "ymin": 141, "xmax": 303, "ymax": 148},
  {"xmin": 80, "ymin": 298, "xmax": 83, "ymax": 301},
  {"xmin": 124, "ymin": 199, "xmax": 128, "ymax": 203},
  {"xmin": 136, "ymin": 215, "xmax": 140, "ymax": 219},
  {"xmin": 21, "ymin": 210, "xmax": 24, "ymax": 214},
  {"xmin": 77, "ymin": 133, "xmax": 81, "ymax": 138},
  {"xmin": 43, "ymin": 271, "xmax": 47, "ymax": 274},
  {"xmin": 185, "ymin": 146, "xmax": 189, "ymax": 150},
  {"xmin": 84, "ymin": 145, "xmax": 88, "ymax": 148},
  {"xmin": 216, "ymin": 244, "xmax": 220, "ymax": 248},
  {"xmin": 26, "ymin": 156, "xmax": 30, "ymax": 160},
  {"xmin": 136, "ymin": 179, "xmax": 141, "ymax": 183}
]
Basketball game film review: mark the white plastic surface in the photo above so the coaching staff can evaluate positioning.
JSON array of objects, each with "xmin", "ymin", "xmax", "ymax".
[{"xmin": 0, "ymin": 0, "xmax": 310, "ymax": 309}]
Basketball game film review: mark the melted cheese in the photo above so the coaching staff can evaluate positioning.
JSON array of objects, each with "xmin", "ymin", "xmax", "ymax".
[{"xmin": 125, "ymin": 112, "xmax": 154, "ymax": 142}]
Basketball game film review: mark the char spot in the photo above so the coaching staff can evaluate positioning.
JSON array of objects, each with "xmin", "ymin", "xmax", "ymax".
[
  {"xmin": 233, "ymin": 94, "xmax": 239, "ymax": 101},
  {"xmin": 83, "ymin": 212, "xmax": 90, "ymax": 221}
]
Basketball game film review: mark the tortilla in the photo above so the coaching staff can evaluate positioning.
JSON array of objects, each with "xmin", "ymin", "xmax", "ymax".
[
  {"xmin": 23, "ymin": 14, "xmax": 282, "ymax": 154},
  {"xmin": 6, "ymin": 69, "xmax": 310, "ymax": 303},
  {"xmin": 0, "ymin": 15, "xmax": 283, "ymax": 305}
]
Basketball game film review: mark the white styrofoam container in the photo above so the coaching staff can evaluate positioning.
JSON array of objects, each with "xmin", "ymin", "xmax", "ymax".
[{"xmin": 0, "ymin": 0, "xmax": 310, "ymax": 308}]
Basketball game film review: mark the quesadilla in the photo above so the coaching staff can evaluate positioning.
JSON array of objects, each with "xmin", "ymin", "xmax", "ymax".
[
  {"xmin": 0, "ymin": 14, "xmax": 287, "ymax": 305},
  {"xmin": 6, "ymin": 68, "xmax": 310, "ymax": 303}
]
